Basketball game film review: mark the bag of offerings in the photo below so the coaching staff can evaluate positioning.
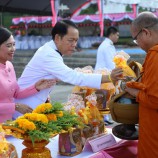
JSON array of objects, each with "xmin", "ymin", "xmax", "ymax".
[
  {"xmin": 113, "ymin": 50, "xmax": 136, "ymax": 78},
  {"xmin": 113, "ymin": 53, "xmax": 136, "ymax": 78},
  {"xmin": 113, "ymin": 51, "xmax": 142, "ymax": 95},
  {"xmin": 81, "ymin": 94, "xmax": 105, "ymax": 144},
  {"xmin": 59, "ymin": 128, "xmax": 82, "ymax": 156}
]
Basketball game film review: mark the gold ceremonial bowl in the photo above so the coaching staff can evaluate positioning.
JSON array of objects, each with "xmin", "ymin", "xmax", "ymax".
[{"xmin": 109, "ymin": 92, "xmax": 139, "ymax": 124}]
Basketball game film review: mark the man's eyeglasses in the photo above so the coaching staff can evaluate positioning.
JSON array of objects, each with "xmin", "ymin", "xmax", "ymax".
[
  {"xmin": 133, "ymin": 21, "xmax": 158, "ymax": 44},
  {"xmin": 133, "ymin": 29, "xmax": 143, "ymax": 44}
]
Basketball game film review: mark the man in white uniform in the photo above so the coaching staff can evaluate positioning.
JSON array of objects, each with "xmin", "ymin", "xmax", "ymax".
[
  {"xmin": 95, "ymin": 26, "xmax": 119, "ymax": 125},
  {"xmin": 95, "ymin": 26, "xmax": 119, "ymax": 70},
  {"xmin": 14, "ymin": 20, "xmax": 122, "ymax": 118}
]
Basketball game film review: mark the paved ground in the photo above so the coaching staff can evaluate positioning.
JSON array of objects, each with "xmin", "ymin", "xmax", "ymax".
[{"xmin": 50, "ymin": 84, "xmax": 74, "ymax": 103}]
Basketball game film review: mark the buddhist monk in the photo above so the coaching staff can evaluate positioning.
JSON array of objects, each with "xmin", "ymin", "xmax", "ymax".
[{"xmin": 125, "ymin": 12, "xmax": 158, "ymax": 158}]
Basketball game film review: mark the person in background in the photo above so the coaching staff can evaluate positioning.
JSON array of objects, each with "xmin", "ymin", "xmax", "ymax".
[
  {"xmin": 0, "ymin": 27, "xmax": 56, "ymax": 123},
  {"xmin": 95, "ymin": 26, "xmax": 119, "ymax": 70},
  {"xmin": 125, "ymin": 11, "xmax": 158, "ymax": 158},
  {"xmin": 14, "ymin": 20, "xmax": 123, "ymax": 118},
  {"xmin": 95, "ymin": 26, "xmax": 119, "ymax": 125}
]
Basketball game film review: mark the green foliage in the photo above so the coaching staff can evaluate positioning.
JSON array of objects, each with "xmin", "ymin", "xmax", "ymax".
[
  {"xmin": 51, "ymin": 102, "xmax": 64, "ymax": 111},
  {"xmin": 80, "ymin": 4, "xmax": 98, "ymax": 15},
  {"xmin": 138, "ymin": 7, "xmax": 148, "ymax": 12},
  {"xmin": 125, "ymin": 5, "xmax": 132, "ymax": 12},
  {"xmin": 48, "ymin": 111, "xmax": 82, "ymax": 130},
  {"xmin": 44, "ymin": 101, "xmax": 64, "ymax": 114},
  {"xmin": 28, "ymin": 130, "xmax": 50, "ymax": 144},
  {"xmin": 117, "ymin": 37, "xmax": 135, "ymax": 46}
]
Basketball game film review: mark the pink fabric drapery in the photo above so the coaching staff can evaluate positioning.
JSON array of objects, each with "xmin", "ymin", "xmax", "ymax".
[
  {"xmin": 11, "ymin": 12, "xmax": 136, "ymax": 25},
  {"xmin": 50, "ymin": 0, "xmax": 57, "ymax": 27},
  {"xmin": 71, "ymin": 12, "xmax": 136, "ymax": 23},
  {"xmin": 97, "ymin": 0, "xmax": 104, "ymax": 37},
  {"xmin": 12, "ymin": 16, "xmax": 52, "ymax": 25},
  {"xmin": 132, "ymin": 4, "xmax": 137, "ymax": 18}
]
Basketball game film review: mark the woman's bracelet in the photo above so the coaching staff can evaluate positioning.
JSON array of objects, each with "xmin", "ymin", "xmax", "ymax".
[
  {"xmin": 108, "ymin": 74, "xmax": 113, "ymax": 82},
  {"xmin": 15, "ymin": 103, "xmax": 20, "ymax": 109}
]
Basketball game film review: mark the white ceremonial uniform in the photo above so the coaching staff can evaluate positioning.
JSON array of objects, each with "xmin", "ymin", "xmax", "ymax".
[
  {"xmin": 95, "ymin": 38, "xmax": 117, "ymax": 71},
  {"xmin": 14, "ymin": 40, "xmax": 102, "ymax": 117}
]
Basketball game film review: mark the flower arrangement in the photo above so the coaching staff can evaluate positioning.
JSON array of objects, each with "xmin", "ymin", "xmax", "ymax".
[
  {"xmin": 64, "ymin": 94, "xmax": 85, "ymax": 113},
  {"xmin": 78, "ymin": 94, "xmax": 103, "ymax": 125},
  {"xmin": 0, "ymin": 125, "xmax": 17, "ymax": 157},
  {"xmin": 113, "ymin": 54, "xmax": 136, "ymax": 78},
  {"xmin": 63, "ymin": 93, "xmax": 105, "ymax": 148},
  {"xmin": 64, "ymin": 93, "xmax": 103, "ymax": 125},
  {"xmin": 0, "ymin": 129, "xmax": 8, "ymax": 155},
  {"xmin": 2, "ymin": 102, "xmax": 82, "ymax": 144}
]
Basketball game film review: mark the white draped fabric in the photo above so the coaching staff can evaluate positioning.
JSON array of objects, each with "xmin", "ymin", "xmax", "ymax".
[
  {"xmin": 109, "ymin": 0, "xmax": 158, "ymax": 8},
  {"xmin": 109, "ymin": 0, "xmax": 141, "ymax": 4}
]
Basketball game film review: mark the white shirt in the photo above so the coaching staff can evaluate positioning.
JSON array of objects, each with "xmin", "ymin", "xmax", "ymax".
[
  {"xmin": 95, "ymin": 38, "xmax": 117, "ymax": 71},
  {"xmin": 14, "ymin": 40, "xmax": 102, "ymax": 117}
]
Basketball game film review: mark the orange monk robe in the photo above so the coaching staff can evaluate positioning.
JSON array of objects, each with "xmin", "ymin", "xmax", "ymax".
[{"xmin": 136, "ymin": 45, "xmax": 158, "ymax": 158}]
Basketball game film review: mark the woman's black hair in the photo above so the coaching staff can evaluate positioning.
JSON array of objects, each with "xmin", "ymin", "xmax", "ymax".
[
  {"xmin": 0, "ymin": 27, "xmax": 12, "ymax": 45},
  {"xmin": 51, "ymin": 20, "xmax": 78, "ymax": 40}
]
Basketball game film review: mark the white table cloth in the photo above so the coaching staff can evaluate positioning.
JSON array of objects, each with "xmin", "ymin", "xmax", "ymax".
[{"xmin": 7, "ymin": 128, "xmax": 120, "ymax": 158}]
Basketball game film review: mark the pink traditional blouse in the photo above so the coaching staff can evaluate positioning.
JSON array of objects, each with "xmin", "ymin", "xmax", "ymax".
[{"xmin": 0, "ymin": 61, "xmax": 37, "ymax": 123}]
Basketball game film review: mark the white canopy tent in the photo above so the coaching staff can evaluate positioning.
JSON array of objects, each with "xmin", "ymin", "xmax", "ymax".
[{"xmin": 109, "ymin": 0, "xmax": 158, "ymax": 8}]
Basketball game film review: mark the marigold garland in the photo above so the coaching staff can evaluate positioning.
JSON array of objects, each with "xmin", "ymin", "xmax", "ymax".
[
  {"xmin": 15, "ymin": 119, "xmax": 36, "ymax": 131},
  {"xmin": 33, "ymin": 103, "xmax": 52, "ymax": 113},
  {"xmin": 46, "ymin": 114, "xmax": 57, "ymax": 121},
  {"xmin": 24, "ymin": 113, "xmax": 48, "ymax": 124},
  {"xmin": 2, "ymin": 101, "xmax": 82, "ymax": 144},
  {"xmin": 0, "ymin": 127, "xmax": 9, "ymax": 154}
]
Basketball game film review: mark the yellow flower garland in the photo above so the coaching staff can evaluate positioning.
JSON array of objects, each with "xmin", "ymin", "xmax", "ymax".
[
  {"xmin": 24, "ymin": 113, "xmax": 48, "ymax": 124},
  {"xmin": 46, "ymin": 114, "xmax": 57, "ymax": 121},
  {"xmin": 33, "ymin": 103, "xmax": 52, "ymax": 113},
  {"xmin": 15, "ymin": 119, "xmax": 36, "ymax": 131}
]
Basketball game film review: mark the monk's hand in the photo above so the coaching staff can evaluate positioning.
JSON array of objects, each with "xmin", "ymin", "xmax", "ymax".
[
  {"xmin": 110, "ymin": 67, "xmax": 124, "ymax": 82},
  {"xmin": 124, "ymin": 87, "xmax": 139, "ymax": 97},
  {"xmin": 15, "ymin": 103, "xmax": 33, "ymax": 114},
  {"xmin": 35, "ymin": 79, "xmax": 57, "ymax": 91}
]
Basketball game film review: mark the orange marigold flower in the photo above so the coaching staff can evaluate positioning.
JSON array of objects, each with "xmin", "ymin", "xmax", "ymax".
[
  {"xmin": 24, "ymin": 113, "xmax": 48, "ymax": 124},
  {"xmin": 15, "ymin": 119, "xmax": 36, "ymax": 131},
  {"xmin": 46, "ymin": 114, "xmax": 57, "ymax": 121},
  {"xmin": 33, "ymin": 103, "xmax": 53, "ymax": 113}
]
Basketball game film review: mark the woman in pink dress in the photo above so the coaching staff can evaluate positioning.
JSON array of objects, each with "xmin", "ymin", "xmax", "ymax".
[{"xmin": 0, "ymin": 27, "xmax": 56, "ymax": 123}]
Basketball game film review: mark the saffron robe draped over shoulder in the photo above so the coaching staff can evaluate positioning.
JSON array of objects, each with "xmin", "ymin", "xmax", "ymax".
[
  {"xmin": 136, "ymin": 45, "xmax": 158, "ymax": 158},
  {"xmin": 0, "ymin": 61, "xmax": 37, "ymax": 123}
]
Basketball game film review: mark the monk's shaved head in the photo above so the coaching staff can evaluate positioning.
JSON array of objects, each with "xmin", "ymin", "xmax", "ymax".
[
  {"xmin": 132, "ymin": 12, "xmax": 158, "ymax": 31},
  {"xmin": 131, "ymin": 11, "xmax": 158, "ymax": 52}
]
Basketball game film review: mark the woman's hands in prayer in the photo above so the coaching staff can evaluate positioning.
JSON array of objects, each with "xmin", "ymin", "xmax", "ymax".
[
  {"xmin": 15, "ymin": 103, "xmax": 33, "ymax": 114},
  {"xmin": 35, "ymin": 79, "xmax": 57, "ymax": 91}
]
